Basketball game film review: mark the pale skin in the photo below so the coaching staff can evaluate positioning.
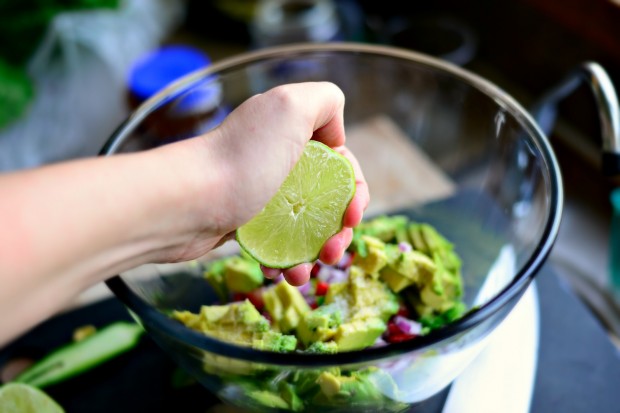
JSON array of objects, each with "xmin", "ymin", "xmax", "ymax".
[{"xmin": 0, "ymin": 82, "xmax": 369, "ymax": 346}]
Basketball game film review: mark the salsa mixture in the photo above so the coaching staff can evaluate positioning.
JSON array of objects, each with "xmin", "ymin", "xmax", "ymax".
[{"xmin": 172, "ymin": 215, "xmax": 465, "ymax": 353}]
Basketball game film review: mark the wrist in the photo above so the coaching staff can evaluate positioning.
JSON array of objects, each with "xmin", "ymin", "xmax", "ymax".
[{"xmin": 133, "ymin": 135, "xmax": 227, "ymax": 263}]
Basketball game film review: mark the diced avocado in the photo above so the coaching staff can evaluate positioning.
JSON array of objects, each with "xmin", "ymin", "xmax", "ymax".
[
  {"xmin": 252, "ymin": 330, "xmax": 297, "ymax": 352},
  {"xmin": 291, "ymin": 370, "xmax": 326, "ymax": 397},
  {"xmin": 173, "ymin": 300, "xmax": 298, "ymax": 352},
  {"xmin": 333, "ymin": 318, "xmax": 386, "ymax": 352},
  {"xmin": 317, "ymin": 370, "xmax": 384, "ymax": 402},
  {"xmin": 305, "ymin": 341, "xmax": 338, "ymax": 354},
  {"xmin": 203, "ymin": 258, "xmax": 229, "ymax": 302},
  {"xmin": 355, "ymin": 215, "xmax": 409, "ymax": 242},
  {"xmin": 297, "ymin": 304, "xmax": 342, "ymax": 347},
  {"xmin": 324, "ymin": 281, "xmax": 347, "ymax": 305},
  {"xmin": 223, "ymin": 256, "xmax": 264, "ymax": 293},
  {"xmin": 352, "ymin": 235, "xmax": 388, "ymax": 275},
  {"xmin": 199, "ymin": 304, "xmax": 231, "ymax": 324},
  {"xmin": 339, "ymin": 376, "xmax": 384, "ymax": 401},
  {"xmin": 317, "ymin": 371, "xmax": 342, "ymax": 397},
  {"xmin": 348, "ymin": 266, "xmax": 399, "ymax": 322},
  {"xmin": 409, "ymin": 222, "xmax": 461, "ymax": 273},
  {"xmin": 321, "ymin": 265, "xmax": 398, "ymax": 352},
  {"xmin": 171, "ymin": 310, "xmax": 203, "ymax": 331},
  {"xmin": 419, "ymin": 301, "xmax": 467, "ymax": 331},
  {"xmin": 263, "ymin": 281, "xmax": 311, "ymax": 333},
  {"xmin": 379, "ymin": 249, "xmax": 436, "ymax": 293},
  {"xmin": 380, "ymin": 267, "xmax": 415, "ymax": 293},
  {"xmin": 216, "ymin": 299, "xmax": 268, "ymax": 330},
  {"xmin": 279, "ymin": 382, "xmax": 304, "ymax": 411},
  {"xmin": 247, "ymin": 390, "xmax": 289, "ymax": 409}
]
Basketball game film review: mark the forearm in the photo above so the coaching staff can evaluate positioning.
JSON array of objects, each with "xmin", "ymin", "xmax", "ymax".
[{"xmin": 0, "ymin": 137, "xmax": 214, "ymax": 344}]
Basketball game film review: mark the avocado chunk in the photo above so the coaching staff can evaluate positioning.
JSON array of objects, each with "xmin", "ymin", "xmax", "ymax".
[
  {"xmin": 305, "ymin": 341, "xmax": 339, "ymax": 354},
  {"xmin": 263, "ymin": 281, "xmax": 311, "ymax": 333},
  {"xmin": 247, "ymin": 390, "xmax": 290, "ymax": 409},
  {"xmin": 223, "ymin": 256, "xmax": 264, "ymax": 293},
  {"xmin": 203, "ymin": 258, "xmax": 229, "ymax": 302},
  {"xmin": 279, "ymin": 382, "xmax": 304, "ymax": 411},
  {"xmin": 379, "ymin": 248, "xmax": 436, "ymax": 293},
  {"xmin": 347, "ymin": 266, "xmax": 400, "ymax": 322},
  {"xmin": 297, "ymin": 303, "xmax": 342, "ymax": 347},
  {"xmin": 318, "ymin": 266, "xmax": 398, "ymax": 351},
  {"xmin": 252, "ymin": 330, "xmax": 297, "ymax": 352},
  {"xmin": 317, "ymin": 370, "xmax": 384, "ymax": 402},
  {"xmin": 353, "ymin": 215, "xmax": 409, "ymax": 243},
  {"xmin": 333, "ymin": 317, "xmax": 386, "ymax": 351},
  {"xmin": 352, "ymin": 235, "xmax": 388, "ymax": 276},
  {"xmin": 172, "ymin": 300, "xmax": 296, "ymax": 352},
  {"xmin": 408, "ymin": 222, "xmax": 462, "ymax": 275}
]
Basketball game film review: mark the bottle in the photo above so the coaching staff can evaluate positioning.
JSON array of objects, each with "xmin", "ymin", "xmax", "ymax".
[{"xmin": 126, "ymin": 45, "xmax": 229, "ymax": 145}]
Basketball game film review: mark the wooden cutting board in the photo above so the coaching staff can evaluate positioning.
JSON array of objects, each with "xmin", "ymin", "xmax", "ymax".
[{"xmin": 345, "ymin": 115, "xmax": 455, "ymax": 216}]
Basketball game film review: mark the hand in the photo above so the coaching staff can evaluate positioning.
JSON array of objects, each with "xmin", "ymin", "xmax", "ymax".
[
  {"xmin": 0, "ymin": 82, "xmax": 368, "ymax": 344},
  {"xmin": 195, "ymin": 82, "xmax": 369, "ymax": 286}
]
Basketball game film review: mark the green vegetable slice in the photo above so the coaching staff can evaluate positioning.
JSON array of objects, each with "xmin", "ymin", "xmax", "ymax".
[{"xmin": 15, "ymin": 322, "xmax": 143, "ymax": 388}]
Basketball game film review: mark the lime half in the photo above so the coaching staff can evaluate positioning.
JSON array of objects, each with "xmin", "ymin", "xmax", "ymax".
[
  {"xmin": 0, "ymin": 383, "xmax": 64, "ymax": 413},
  {"xmin": 237, "ymin": 140, "xmax": 355, "ymax": 268}
]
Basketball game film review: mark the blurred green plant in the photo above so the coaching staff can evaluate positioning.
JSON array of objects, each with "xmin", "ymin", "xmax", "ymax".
[{"xmin": 0, "ymin": 0, "xmax": 120, "ymax": 129}]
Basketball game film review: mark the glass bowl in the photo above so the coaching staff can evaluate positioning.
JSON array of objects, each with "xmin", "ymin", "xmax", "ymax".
[{"xmin": 102, "ymin": 43, "xmax": 563, "ymax": 412}]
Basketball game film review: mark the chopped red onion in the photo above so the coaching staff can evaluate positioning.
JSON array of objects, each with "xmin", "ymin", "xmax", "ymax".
[
  {"xmin": 371, "ymin": 336, "xmax": 388, "ymax": 348},
  {"xmin": 328, "ymin": 269, "xmax": 348, "ymax": 283},
  {"xmin": 317, "ymin": 266, "xmax": 348, "ymax": 284},
  {"xmin": 297, "ymin": 281, "xmax": 311, "ymax": 296},
  {"xmin": 393, "ymin": 316, "xmax": 422, "ymax": 335},
  {"xmin": 273, "ymin": 273, "xmax": 285, "ymax": 284},
  {"xmin": 336, "ymin": 252, "xmax": 353, "ymax": 269},
  {"xmin": 398, "ymin": 242, "xmax": 413, "ymax": 252},
  {"xmin": 317, "ymin": 266, "xmax": 333, "ymax": 282}
]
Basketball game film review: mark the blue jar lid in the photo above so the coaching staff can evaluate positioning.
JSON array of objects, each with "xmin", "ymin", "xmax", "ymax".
[{"xmin": 128, "ymin": 45, "xmax": 212, "ymax": 102}]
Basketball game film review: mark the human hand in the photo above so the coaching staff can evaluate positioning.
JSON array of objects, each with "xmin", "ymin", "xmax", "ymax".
[{"xmin": 183, "ymin": 82, "xmax": 369, "ymax": 285}]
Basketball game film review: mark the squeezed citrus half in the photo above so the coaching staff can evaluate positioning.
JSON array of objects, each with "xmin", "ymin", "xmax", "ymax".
[
  {"xmin": 0, "ymin": 383, "xmax": 64, "ymax": 413},
  {"xmin": 237, "ymin": 140, "xmax": 355, "ymax": 268}
]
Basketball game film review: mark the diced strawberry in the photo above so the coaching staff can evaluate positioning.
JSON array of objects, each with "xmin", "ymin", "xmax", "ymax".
[
  {"xmin": 315, "ymin": 281, "xmax": 329, "ymax": 296},
  {"xmin": 311, "ymin": 262, "xmax": 321, "ymax": 277}
]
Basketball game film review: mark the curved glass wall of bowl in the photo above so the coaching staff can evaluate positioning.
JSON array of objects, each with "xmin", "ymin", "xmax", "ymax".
[{"xmin": 103, "ymin": 44, "xmax": 562, "ymax": 411}]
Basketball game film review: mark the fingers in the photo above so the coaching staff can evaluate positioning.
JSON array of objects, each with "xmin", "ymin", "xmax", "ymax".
[
  {"xmin": 209, "ymin": 82, "xmax": 348, "ymax": 229},
  {"xmin": 283, "ymin": 263, "xmax": 313, "ymax": 286},
  {"xmin": 260, "ymin": 227, "xmax": 354, "ymax": 286},
  {"xmin": 261, "ymin": 265, "xmax": 282, "ymax": 279},
  {"xmin": 334, "ymin": 146, "xmax": 369, "ymax": 228},
  {"xmin": 319, "ymin": 227, "xmax": 354, "ymax": 265}
]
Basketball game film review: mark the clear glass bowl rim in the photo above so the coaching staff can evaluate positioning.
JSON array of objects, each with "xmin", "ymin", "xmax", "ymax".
[{"xmin": 101, "ymin": 42, "xmax": 564, "ymax": 367}]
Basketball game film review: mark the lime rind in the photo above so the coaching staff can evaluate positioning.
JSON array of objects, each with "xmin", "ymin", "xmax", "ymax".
[
  {"xmin": 0, "ymin": 383, "xmax": 64, "ymax": 413},
  {"xmin": 237, "ymin": 140, "xmax": 356, "ymax": 268}
]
